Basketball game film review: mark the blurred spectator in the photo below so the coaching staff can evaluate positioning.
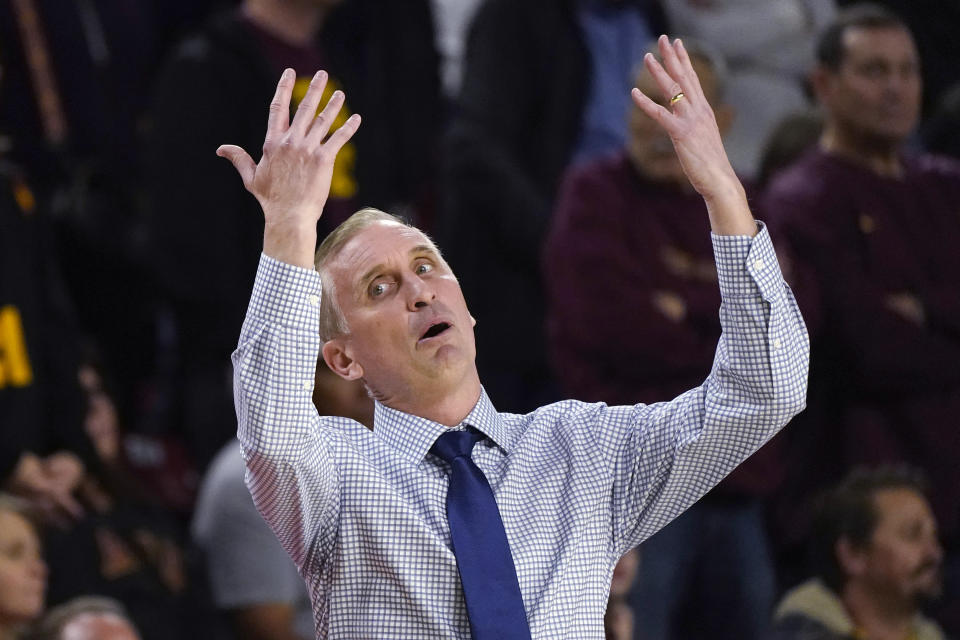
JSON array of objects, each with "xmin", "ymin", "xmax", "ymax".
[
  {"xmin": 1, "ymin": 148, "xmax": 90, "ymax": 525},
  {"xmin": 440, "ymin": 0, "xmax": 666, "ymax": 412},
  {"xmin": 544, "ymin": 43, "xmax": 782, "ymax": 640},
  {"xmin": 192, "ymin": 360, "xmax": 372, "ymax": 640},
  {"xmin": 762, "ymin": 5, "xmax": 960, "ymax": 631},
  {"xmin": 0, "ymin": 495, "xmax": 47, "ymax": 640},
  {"xmin": 28, "ymin": 596, "xmax": 140, "ymax": 640},
  {"xmin": 770, "ymin": 467, "xmax": 945, "ymax": 640},
  {"xmin": 40, "ymin": 358, "xmax": 190, "ymax": 640},
  {"xmin": 661, "ymin": 0, "xmax": 835, "ymax": 178},
  {"xmin": 606, "ymin": 549, "xmax": 639, "ymax": 640},
  {"xmin": 837, "ymin": 0, "xmax": 960, "ymax": 120},
  {"xmin": 0, "ymin": 0, "xmax": 217, "ymax": 424},
  {"xmin": 143, "ymin": 0, "xmax": 440, "ymax": 468},
  {"xmin": 429, "ymin": 0, "xmax": 484, "ymax": 100}
]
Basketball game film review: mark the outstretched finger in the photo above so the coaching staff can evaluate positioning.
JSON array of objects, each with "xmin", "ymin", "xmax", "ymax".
[
  {"xmin": 672, "ymin": 39, "xmax": 707, "ymax": 102},
  {"xmin": 643, "ymin": 52, "xmax": 684, "ymax": 107},
  {"xmin": 216, "ymin": 144, "xmax": 257, "ymax": 191},
  {"xmin": 265, "ymin": 69, "xmax": 295, "ymax": 146},
  {"xmin": 291, "ymin": 70, "xmax": 329, "ymax": 136},
  {"xmin": 306, "ymin": 90, "xmax": 346, "ymax": 147},
  {"xmin": 320, "ymin": 113, "xmax": 361, "ymax": 156},
  {"xmin": 631, "ymin": 87, "xmax": 678, "ymax": 133}
]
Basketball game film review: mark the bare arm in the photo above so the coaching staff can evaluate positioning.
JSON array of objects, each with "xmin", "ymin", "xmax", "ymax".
[{"xmin": 630, "ymin": 36, "xmax": 756, "ymax": 237}]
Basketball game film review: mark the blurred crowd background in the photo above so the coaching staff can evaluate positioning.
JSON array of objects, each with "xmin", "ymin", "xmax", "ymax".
[{"xmin": 2, "ymin": 0, "xmax": 960, "ymax": 639}]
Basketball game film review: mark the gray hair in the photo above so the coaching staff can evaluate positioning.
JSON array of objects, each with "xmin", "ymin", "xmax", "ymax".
[{"xmin": 27, "ymin": 596, "xmax": 137, "ymax": 640}]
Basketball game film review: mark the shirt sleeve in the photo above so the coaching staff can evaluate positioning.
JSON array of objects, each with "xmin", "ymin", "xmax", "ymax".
[
  {"xmin": 605, "ymin": 223, "xmax": 810, "ymax": 554},
  {"xmin": 232, "ymin": 253, "xmax": 340, "ymax": 570}
]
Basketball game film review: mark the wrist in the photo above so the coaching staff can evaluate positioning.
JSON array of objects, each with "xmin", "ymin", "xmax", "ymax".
[{"xmin": 263, "ymin": 219, "xmax": 318, "ymax": 269}]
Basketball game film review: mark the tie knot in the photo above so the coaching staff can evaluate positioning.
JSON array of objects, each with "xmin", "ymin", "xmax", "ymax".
[{"xmin": 430, "ymin": 429, "xmax": 482, "ymax": 464}]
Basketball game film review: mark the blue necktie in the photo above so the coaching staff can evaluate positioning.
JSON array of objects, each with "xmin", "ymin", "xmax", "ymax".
[{"xmin": 431, "ymin": 429, "xmax": 532, "ymax": 639}]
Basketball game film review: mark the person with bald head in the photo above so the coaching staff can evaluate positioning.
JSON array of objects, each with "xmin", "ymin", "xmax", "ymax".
[
  {"xmin": 219, "ymin": 35, "xmax": 809, "ymax": 638},
  {"xmin": 28, "ymin": 597, "xmax": 139, "ymax": 640}
]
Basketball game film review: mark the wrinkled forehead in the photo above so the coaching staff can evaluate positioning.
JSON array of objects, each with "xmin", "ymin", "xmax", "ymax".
[{"xmin": 328, "ymin": 221, "xmax": 443, "ymax": 281}]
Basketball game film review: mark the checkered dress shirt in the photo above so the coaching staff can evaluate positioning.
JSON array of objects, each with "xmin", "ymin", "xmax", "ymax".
[{"xmin": 233, "ymin": 223, "xmax": 809, "ymax": 639}]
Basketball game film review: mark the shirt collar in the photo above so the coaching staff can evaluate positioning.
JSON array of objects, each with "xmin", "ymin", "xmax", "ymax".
[{"xmin": 373, "ymin": 386, "xmax": 515, "ymax": 464}]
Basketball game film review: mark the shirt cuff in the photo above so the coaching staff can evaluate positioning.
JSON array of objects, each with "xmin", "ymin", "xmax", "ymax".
[
  {"xmin": 711, "ymin": 221, "xmax": 785, "ymax": 301},
  {"xmin": 246, "ymin": 252, "xmax": 323, "ymax": 329}
]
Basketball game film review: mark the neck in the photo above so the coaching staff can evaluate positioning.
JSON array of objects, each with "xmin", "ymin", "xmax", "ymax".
[
  {"xmin": 820, "ymin": 125, "xmax": 904, "ymax": 178},
  {"xmin": 842, "ymin": 582, "xmax": 916, "ymax": 640},
  {"xmin": 378, "ymin": 371, "xmax": 483, "ymax": 427},
  {"xmin": 242, "ymin": 0, "xmax": 328, "ymax": 46}
]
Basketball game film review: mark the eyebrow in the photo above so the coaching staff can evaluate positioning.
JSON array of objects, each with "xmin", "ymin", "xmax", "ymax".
[{"xmin": 356, "ymin": 244, "xmax": 442, "ymax": 294}]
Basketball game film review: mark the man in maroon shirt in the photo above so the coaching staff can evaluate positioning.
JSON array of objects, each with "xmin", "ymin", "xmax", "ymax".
[
  {"xmin": 762, "ymin": 5, "xmax": 960, "ymax": 631},
  {"xmin": 544, "ymin": 43, "xmax": 784, "ymax": 640}
]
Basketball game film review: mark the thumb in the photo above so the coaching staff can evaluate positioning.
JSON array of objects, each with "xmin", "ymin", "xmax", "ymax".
[{"xmin": 216, "ymin": 144, "xmax": 257, "ymax": 191}]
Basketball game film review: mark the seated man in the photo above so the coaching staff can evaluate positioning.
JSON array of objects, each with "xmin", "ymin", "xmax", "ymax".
[
  {"xmin": 216, "ymin": 36, "xmax": 809, "ymax": 637},
  {"xmin": 771, "ymin": 467, "xmax": 945, "ymax": 640}
]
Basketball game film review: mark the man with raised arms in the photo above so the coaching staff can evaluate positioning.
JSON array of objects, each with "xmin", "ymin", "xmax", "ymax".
[{"xmin": 219, "ymin": 36, "xmax": 809, "ymax": 639}]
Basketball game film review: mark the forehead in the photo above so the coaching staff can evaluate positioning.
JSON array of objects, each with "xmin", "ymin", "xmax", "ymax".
[
  {"xmin": 330, "ymin": 221, "xmax": 440, "ymax": 279},
  {"xmin": 0, "ymin": 510, "xmax": 34, "ymax": 543},
  {"xmin": 871, "ymin": 488, "xmax": 931, "ymax": 527},
  {"xmin": 842, "ymin": 26, "xmax": 917, "ymax": 62}
]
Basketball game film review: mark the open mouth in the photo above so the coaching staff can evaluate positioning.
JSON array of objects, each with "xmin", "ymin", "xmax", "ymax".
[{"xmin": 420, "ymin": 322, "xmax": 451, "ymax": 341}]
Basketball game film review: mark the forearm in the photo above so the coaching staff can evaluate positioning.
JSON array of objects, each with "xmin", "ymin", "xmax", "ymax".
[
  {"xmin": 612, "ymin": 225, "xmax": 808, "ymax": 551},
  {"xmin": 232, "ymin": 255, "xmax": 339, "ymax": 567},
  {"xmin": 703, "ymin": 176, "xmax": 757, "ymax": 237}
]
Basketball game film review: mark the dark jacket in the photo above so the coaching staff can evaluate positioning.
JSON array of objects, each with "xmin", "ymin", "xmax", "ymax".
[{"xmin": 0, "ymin": 163, "xmax": 87, "ymax": 480}]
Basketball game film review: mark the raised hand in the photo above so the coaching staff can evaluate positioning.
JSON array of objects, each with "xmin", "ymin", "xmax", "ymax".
[
  {"xmin": 217, "ymin": 69, "xmax": 361, "ymax": 267},
  {"xmin": 631, "ymin": 36, "xmax": 755, "ymax": 236}
]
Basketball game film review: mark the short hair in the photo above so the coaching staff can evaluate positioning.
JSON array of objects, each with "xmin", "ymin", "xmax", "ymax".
[
  {"xmin": 809, "ymin": 465, "xmax": 929, "ymax": 592},
  {"xmin": 757, "ymin": 109, "xmax": 824, "ymax": 187},
  {"xmin": 313, "ymin": 208, "xmax": 429, "ymax": 342},
  {"xmin": 816, "ymin": 4, "xmax": 911, "ymax": 71},
  {"xmin": 27, "ymin": 596, "xmax": 135, "ymax": 640}
]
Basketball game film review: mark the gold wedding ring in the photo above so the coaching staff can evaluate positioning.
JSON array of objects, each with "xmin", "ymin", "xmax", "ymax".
[{"xmin": 670, "ymin": 92, "xmax": 686, "ymax": 106}]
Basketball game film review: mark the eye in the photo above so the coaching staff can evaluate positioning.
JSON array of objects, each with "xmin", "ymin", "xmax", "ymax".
[
  {"xmin": 368, "ymin": 280, "xmax": 394, "ymax": 298},
  {"xmin": 415, "ymin": 262, "xmax": 433, "ymax": 275}
]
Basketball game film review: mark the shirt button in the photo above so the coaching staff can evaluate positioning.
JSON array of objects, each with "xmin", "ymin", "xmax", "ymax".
[
  {"xmin": 773, "ymin": 338, "xmax": 782, "ymax": 350},
  {"xmin": 308, "ymin": 294, "xmax": 320, "ymax": 308},
  {"xmin": 753, "ymin": 259, "xmax": 765, "ymax": 272},
  {"xmin": 302, "ymin": 379, "xmax": 313, "ymax": 391}
]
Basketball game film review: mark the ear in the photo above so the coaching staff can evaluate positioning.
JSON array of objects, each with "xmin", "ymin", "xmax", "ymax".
[
  {"xmin": 836, "ymin": 536, "xmax": 868, "ymax": 579},
  {"xmin": 810, "ymin": 66, "xmax": 832, "ymax": 106},
  {"xmin": 714, "ymin": 103, "xmax": 734, "ymax": 137},
  {"xmin": 322, "ymin": 339, "xmax": 364, "ymax": 381}
]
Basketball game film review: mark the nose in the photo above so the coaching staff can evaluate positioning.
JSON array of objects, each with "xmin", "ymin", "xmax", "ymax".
[{"xmin": 406, "ymin": 276, "xmax": 436, "ymax": 311}]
